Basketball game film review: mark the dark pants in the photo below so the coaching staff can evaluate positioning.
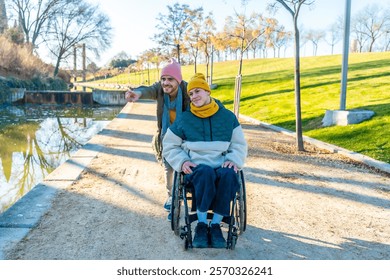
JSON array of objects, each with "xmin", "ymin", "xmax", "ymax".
[{"xmin": 185, "ymin": 164, "xmax": 239, "ymax": 217}]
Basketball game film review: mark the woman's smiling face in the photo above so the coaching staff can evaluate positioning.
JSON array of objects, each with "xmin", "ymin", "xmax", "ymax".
[{"xmin": 188, "ymin": 88, "xmax": 211, "ymax": 107}]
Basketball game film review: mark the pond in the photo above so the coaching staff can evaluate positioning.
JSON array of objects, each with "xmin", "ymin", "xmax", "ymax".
[{"xmin": 0, "ymin": 104, "xmax": 123, "ymax": 214}]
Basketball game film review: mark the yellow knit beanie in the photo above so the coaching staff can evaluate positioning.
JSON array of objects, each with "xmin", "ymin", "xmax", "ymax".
[{"xmin": 187, "ymin": 73, "xmax": 211, "ymax": 93}]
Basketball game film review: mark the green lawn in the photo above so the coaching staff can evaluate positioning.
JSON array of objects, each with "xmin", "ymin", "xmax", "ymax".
[{"xmin": 96, "ymin": 52, "xmax": 390, "ymax": 163}]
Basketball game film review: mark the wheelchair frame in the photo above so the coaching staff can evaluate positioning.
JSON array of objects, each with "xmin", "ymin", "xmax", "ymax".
[{"xmin": 170, "ymin": 169, "xmax": 247, "ymax": 250}]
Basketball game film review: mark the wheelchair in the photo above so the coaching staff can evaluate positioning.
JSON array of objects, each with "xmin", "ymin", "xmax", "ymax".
[{"xmin": 170, "ymin": 169, "xmax": 247, "ymax": 250}]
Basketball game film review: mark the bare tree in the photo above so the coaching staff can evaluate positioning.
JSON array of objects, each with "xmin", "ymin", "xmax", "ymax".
[
  {"xmin": 351, "ymin": 19, "xmax": 367, "ymax": 53},
  {"xmin": 154, "ymin": 3, "xmax": 202, "ymax": 64},
  {"xmin": 383, "ymin": 30, "xmax": 390, "ymax": 51},
  {"xmin": 44, "ymin": 0, "xmax": 112, "ymax": 77},
  {"xmin": 351, "ymin": 4, "xmax": 390, "ymax": 52},
  {"xmin": 271, "ymin": 0, "xmax": 314, "ymax": 152},
  {"xmin": 0, "ymin": 0, "xmax": 8, "ymax": 33},
  {"xmin": 248, "ymin": 37, "xmax": 259, "ymax": 58},
  {"xmin": 138, "ymin": 48, "xmax": 167, "ymax": 83},
  {"xmin": 198, "ymin": 15, "xmax": 216, "ymax": 80},
  {"xmin": 211, "ymin": 31, "xmax": 229, "ymax": 61},
  {"xmin": 256, "ymin": 36, "xmax": 268, "ymax": 58},
  {"xmin": 151, "ymin": 48, "xmax": 167, "ymax": 81},
  {"xmin": 326, "ymin": 21, "xmax": 342, "ymax": 55},
  {"xmin": 8, "ymin": 0, "xmax": 62, "ymax": 49},
  {"xmin": 184, "ymin": 9, "xmax": 211, "ymax": 72},
  {"xmin": 225, "ymin": 12, "xmax": 265, "ymax": 76},
  {"xmin": 305, "ymin": 29, "xmax": 325, "ymax": 56},
  {"xmin": 266, "ymin": 20, "xmax": 291, "ymax": 58},
  {"xmin": 86, "ymin": 61, "xmax": 99, "ymax": 80},
  {"xmin": 224, "ymin": 10, "xmax": 267, "ymax": 116}
]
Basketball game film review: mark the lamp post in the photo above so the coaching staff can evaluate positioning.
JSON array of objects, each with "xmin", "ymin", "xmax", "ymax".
[
  {"xmin": 340, "ymin": 0, "xmax": 351, "ymax": 110},
  {"xmin": 323, "ymin": 0, "xmax": 374, "ymax": 126}
]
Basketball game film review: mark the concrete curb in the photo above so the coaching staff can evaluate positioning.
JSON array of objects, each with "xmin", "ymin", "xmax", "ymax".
[{"xmin": 239, "ymin": 114, "xmax": 390, "ymax": 175}]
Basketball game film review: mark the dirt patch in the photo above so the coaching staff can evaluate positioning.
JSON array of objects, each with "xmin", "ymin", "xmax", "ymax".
[{"xmin": 5, "ymin": 101, "xmax": 390, "ymax": 260}]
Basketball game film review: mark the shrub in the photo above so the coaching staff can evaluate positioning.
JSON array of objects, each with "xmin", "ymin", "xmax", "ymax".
[
  {"xmin": 45, "ymin": 77, "xmax": 68, "ymax": 90},
  {"xmin": 0, "ymin": 35, "xmax": 70, "ymax": 92},
  {"xmin": 0, "ymin": 79, "xmax": 11, "ymax": 99},
  {"xmin": 31, "ymin": 76, "xmax": 45, "ymax": 90}
]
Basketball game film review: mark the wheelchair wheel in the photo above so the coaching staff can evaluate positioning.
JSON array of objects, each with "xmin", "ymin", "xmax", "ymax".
[
  {"xmin": 235, "ymin": 170, "xmax": 247, "ymax": 235},
  {"xmin": 226, "ymin": 170, "xmax": 247, "ymax": 250},
  {"xmin": 171, "ymin": 172, "xmax": 182, "ymax": 236},
  {"xmin": 226, "ymin": 227, "xmax": 238, "ymax": 250}
]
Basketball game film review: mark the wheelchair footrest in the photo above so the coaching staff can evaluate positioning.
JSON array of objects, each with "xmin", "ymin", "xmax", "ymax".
[{"xmin": 180, "ymin": 226, "xmax": 189, "ymax": 240}]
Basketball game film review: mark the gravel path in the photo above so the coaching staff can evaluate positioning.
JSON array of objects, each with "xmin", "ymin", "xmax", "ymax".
[{"xmin": 4, "ymin": 101, "xmax": 390, "ymax": 260}]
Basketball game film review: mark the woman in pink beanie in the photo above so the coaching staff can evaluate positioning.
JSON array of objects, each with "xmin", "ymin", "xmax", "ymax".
[{"xmin": 125, "ymin": 58, "xmax": 189, "ymax": 221}]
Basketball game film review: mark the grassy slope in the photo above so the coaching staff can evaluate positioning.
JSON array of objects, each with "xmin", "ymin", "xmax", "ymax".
[{"xmin": 100, "ymin": 52, "xmax": 390, "ymax": 163}]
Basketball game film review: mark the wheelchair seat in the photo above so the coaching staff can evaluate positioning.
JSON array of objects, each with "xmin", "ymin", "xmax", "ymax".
[{"xmin": 170, "ymin": 170, "xmax": 247, "ymax": 250}]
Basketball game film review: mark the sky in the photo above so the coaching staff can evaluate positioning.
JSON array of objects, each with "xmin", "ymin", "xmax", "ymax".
[{"xmin": 85, "ymin": 0, "xmax": 390, "ymax": 67}]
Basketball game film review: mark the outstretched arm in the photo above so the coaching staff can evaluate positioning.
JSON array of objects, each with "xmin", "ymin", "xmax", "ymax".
[{"xmin": 125, "ymin": 89, "xmax": 141, "ymax": 102}]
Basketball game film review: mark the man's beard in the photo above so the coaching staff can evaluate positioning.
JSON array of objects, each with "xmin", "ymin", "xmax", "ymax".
[{"xmin": 163, "ymin": 86, "xmax": 174, "ymax": 94}]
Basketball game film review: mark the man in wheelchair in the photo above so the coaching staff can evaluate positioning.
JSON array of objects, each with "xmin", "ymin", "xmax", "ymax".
[{"xmin": 163, "ymin": 73, "xmax": 247, "ymax": 248}]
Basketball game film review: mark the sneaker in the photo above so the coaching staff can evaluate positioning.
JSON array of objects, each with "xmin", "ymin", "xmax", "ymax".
[
  {"xmin": 164, "ymin": 196, "xmax": 172, "ymax": 212},
  {"xmin": 167, "ymin": 212, "xmax": 171, "ymax": 222},
  {"xmin": 209, "ymin": 223, "xmax": 226, "ymax": 248},
  {"xmin": 192, "ymin": 222, "xmax": 209, "ymax": 248}
]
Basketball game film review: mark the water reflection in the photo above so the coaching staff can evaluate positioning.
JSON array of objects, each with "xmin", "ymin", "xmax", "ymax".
[{"xmin": 0, "ymin": 104, "xmax": 123, "ymax": 213}]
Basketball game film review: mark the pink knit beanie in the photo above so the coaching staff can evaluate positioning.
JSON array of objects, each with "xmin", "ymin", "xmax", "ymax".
[{"xmin": 161, "ymin": 58, "xmax": 182, "ymax": 84}]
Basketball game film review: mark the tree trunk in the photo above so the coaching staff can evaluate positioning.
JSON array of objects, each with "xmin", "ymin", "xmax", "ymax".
[
  {"xmin": 294, "ymin": 16, "xmax": 305, "ymax": 151},
  {"xmin": 176, "ymin": 44, "xmax": 181, "ymax": 63},
  {"xmin": 53, "ymin": 58, "xmax": 61, "ymax": 77}
]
